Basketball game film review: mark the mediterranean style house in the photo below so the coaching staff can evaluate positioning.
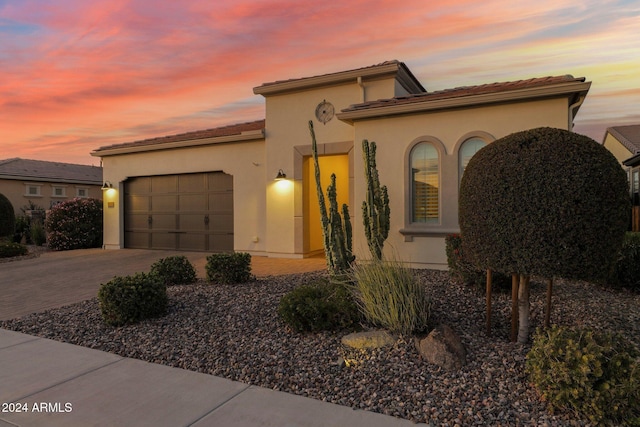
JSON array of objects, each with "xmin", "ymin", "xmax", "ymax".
[
  {"xmin": 0, "ymin": 158, "xmax": 102, "ymax": 215},
  {"xmin": 91, "ymin": 60, "xmax": 591, "ymax": 268}
]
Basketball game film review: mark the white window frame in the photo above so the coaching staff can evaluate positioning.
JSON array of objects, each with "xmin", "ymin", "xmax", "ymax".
[
  {"xmin": 51, "ymin": 185, "xmax": 67, "ymax": 198},
  {"xmin": 24, "ymin": 183, "xmax": 43, "ymax": 197},
  {"xmin": 75, "ymin": 187, "xmax": 89, "ymax": 198}
]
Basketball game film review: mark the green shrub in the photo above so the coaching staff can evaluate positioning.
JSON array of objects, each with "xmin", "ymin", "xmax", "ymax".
[
  {"xmin": 445, "ymin": 234, "xmax": 511, "ymax": 292},
  {"xmin": 278, "ymin": 279, "xmax": 361, "ymax": 333},
  {"xmin": 30, "ymin": 221, "xmax": 46, "ymax": 246},
  {"xmin": 205, "ymin": 252, "xmax": 252, "ymax": 284},
  {"xmin": 0, "ymin": 193, "xmax": 15, "ymax": 238},
  {"xmin": 0, "ymin": 242, "xmax": 28, "ymax": 258},
  {"xmin": 349, "ymin": 256, "xmax": 431, "ymax": 335},
  {"xmin": 608, "ymin": 232, "xmax": 640, "ymax": 290},
  {"xmin": 150, "ymin": 255, "xmax": 197, "ymax": 286},
  {"xmin": 13, "ymin": 216, "xmax": 30, "ymax": 244},
  {"xmin": 45, "ymin": 198, "xmax": 103, "ymax": 251},
  {"xmin": 97, "ymin": 272, "xmax": 168, "ymax": 327},
  {"xmin": 526, "ymin": 325, "xmax": 640, "ymax": 425}
]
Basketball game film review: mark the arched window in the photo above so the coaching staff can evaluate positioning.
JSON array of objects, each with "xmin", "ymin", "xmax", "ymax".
[
  {"xmin": 459, "ymin": 137, "xmax": 487, "ymax": 179},
  {"xmin": 410, "ymin": 142, "xmax": 439, "ymax": 223}
]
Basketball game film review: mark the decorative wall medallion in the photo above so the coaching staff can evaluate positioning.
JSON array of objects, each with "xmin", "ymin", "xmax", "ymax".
[{"xmin": 315, "ymin": 100, "xmax": 335, "ymax": 124}]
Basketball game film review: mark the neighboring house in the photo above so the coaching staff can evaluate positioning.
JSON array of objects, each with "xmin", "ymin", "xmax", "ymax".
[
  {"xmin": 91, "ymin": 60, "xmax": 590, "ymax": 268},
  {"xmin": 0, "ymin": 158, "xmax": 103, "ymax": 215},
  {"xmin": 602, "ymin": 125, "xmax": 640, "ymax": 231}
]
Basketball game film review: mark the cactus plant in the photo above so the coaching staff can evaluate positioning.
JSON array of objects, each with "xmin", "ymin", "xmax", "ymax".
[
  {"xmin": 309, "ymin": 120, "xmax": 354, "ymax": 275},
  {"xmin": 361, "ymin": 139, "xmax": 390, "ymax": 260}
]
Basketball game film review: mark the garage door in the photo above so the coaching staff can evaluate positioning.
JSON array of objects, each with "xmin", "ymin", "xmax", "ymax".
[{"xmin": 124, "ymin": 172, "xmax": 233, "ymax": 252}]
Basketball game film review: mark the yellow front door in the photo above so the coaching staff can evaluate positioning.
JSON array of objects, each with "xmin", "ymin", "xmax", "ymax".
[{"xmin": 303, "ymin": 154, "xmax": 350, "ymax": 255}]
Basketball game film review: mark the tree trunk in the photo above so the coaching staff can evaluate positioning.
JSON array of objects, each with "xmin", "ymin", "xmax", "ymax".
[
  {"xmin": 486, "ymin": 269, "xmax": 492, "ymax": 336},
  {"xmin": 511, "ymin": 273, "xmax": 519, "ymax": 342},
  {"xmin": 517, "ymin": 274, "xmax": 530, "ymax": 343}
]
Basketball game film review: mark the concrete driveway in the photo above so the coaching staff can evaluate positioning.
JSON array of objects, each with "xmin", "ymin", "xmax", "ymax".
[{"xmin": 0, "ymin": 248, "xmax": 326, "ymax": 321}]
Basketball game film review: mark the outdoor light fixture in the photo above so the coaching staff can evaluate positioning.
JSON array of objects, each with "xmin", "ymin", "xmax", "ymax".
[
  {"xmin": 101, "ymin": 181, "xmax": 113, "ymax": 190},
  {"xmin": 275, "ymin": 169, "xmax": 287, "ymax": 181}
]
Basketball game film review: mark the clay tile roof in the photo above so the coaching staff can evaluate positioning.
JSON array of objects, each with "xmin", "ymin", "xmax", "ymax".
[
  {"xmin": 606, "ymin": 124, "xmax": 640, "ymax": 154},
  {"xmin": 93, "ymin": 119, "xmax": 265, "ymax": 153},
  {"xmin": 342, "ymin": 75, "xmax": 586, "ymax": 112},
  {"xmin": 0, "ymin": 158, "xmax": 102, "ymax": 184}
]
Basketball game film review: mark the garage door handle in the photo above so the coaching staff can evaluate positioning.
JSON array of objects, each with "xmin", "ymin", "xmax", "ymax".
[
  {"xmin": 168, "ymin": 231, "xmax": 187, "ymax": 234},
  {"xmin": 204, "ymin": 215, "xmax": 209, "ymax": 225},
  {"xmin": 148, "ymin": 216, "xmax": 152, "ymax": 225}
]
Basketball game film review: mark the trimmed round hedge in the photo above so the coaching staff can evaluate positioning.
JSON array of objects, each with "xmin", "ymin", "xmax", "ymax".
[
  {"xmin": 98, "ymin": 272, "xmax": 168, "ymax": 327},
  {"xmin": 459, "ymin": 127, "xmax": 629, "ymax": 282}
]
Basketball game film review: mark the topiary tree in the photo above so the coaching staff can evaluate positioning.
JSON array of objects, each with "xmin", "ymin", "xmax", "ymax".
[
  {"xmin": 0, "ymin": 193, "xmax": 16, "ymax": 239},
  {"xmin": 45, "ymin": 197, "xmax": 103, "ymax": 251},
  {"xmin": 459, "ymin": 127, "xmax": 629, "ymax": 343}
]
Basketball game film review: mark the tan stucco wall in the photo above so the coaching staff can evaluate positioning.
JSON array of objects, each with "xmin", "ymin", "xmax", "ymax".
[
  {"xmin": 99, "ymin": 140, "xmax": 266, "ymax": 254},
  {"xmin": 351, "ymin": 97, "xmax": 571, "ymax": 269},
  {"xmin": 0, "ymin": 178, "xmax": 102, "ymax": 216},
  {"xmin": 262, "ymin": 76, "xmax": 399, "ymax": 257},
  {"xmin": 602, "ymin": 133, "xmax": 634, "ymax": 166}
]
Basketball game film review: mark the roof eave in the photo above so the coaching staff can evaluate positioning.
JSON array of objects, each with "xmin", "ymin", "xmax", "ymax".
[
  {"xmin": 0, "ymin": 175, "xmax": 101, "ymax": 185},
  {"xmin": 623, "ymin": 153, "xmax": 640, "ymax": 167},
  {"xmin": 91, "ymin": 129, "xmax": 265, "ymax": 157},
  {"xmin": 337, "ymin": 81, "xmax": 591, "ymax": 124}
]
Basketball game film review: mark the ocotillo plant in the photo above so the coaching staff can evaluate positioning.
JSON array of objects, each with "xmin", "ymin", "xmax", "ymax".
[
  {"xmin": 362, "ymin": 139, "xmax": 390, "ymax": 260},
  {"xmin": 308, "ymin": 120, "xmax": 354, "ymax": 275}
]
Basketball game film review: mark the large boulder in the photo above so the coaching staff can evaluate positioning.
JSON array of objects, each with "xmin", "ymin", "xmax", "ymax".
[{"xmin": 416, "ymin": 324, "xmax": 466, "ymax": 371}]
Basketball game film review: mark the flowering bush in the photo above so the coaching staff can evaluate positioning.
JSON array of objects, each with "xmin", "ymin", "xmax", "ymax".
[{"xmin": 45, "ymin": 198, "xmax": 103, "ymax": 251}]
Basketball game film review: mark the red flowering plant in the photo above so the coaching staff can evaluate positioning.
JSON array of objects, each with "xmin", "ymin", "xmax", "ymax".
[{"xmin": 45, "ymin": 198, "xmax": 103, "ymax": 251}]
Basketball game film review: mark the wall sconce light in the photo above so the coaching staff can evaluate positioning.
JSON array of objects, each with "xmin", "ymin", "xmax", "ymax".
[
  {"xmin": 101, "ymin": 181, "xmax": 113, "ymax": 190},
  {"xmin": 275, "ymin": 169, "xmax": 287, "ymax": 181}
]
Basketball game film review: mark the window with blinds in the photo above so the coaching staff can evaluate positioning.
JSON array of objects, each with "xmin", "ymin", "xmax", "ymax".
[{"xmin": 411, "ymin": 142, "xmax": 439, "ymax": 223}]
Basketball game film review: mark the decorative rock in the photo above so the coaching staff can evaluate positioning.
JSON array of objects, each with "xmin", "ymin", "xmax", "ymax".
[
  {"xmin": 341, "ymin": 330, "xmax": 397, "ymax": 349},
  {"xmin": 416, "ymin": 324, "xmax": 466, "ymax": 371}
]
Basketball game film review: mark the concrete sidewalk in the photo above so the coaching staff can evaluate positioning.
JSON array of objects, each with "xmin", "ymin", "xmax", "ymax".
[{"xmin": 0, "ymin": 329, "xmax": 423, "ymax": 427}]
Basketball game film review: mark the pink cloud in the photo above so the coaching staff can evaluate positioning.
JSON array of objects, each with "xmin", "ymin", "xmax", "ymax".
[{"xmin": 1, "ymin": 0, "xmax": 638, "ymax": 164}]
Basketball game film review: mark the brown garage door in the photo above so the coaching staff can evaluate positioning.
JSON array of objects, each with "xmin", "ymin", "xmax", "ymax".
[{"xmin": 124, "ymin": 172, "xmax": 233, "ymax": 252}]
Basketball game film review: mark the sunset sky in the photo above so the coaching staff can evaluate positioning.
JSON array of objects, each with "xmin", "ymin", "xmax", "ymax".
[{"xmin": 1, "ymin": 0, "xmax": 639, "ymax": 165}]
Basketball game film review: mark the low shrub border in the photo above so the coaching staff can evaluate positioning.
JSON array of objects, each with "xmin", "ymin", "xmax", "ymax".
[
  {"xmin": 278, "ymin": 279, "xmax": 361, "ymax": 333},
  {"xmin": 97, "ymin": 272, "xmax": 168, "ymax": 327},
  {"xmin": 150, "ymin": 255, "xmax": 197, "ymax": 286},
  {"xmin": 0, "ymin": 242, "xmax": 28, "ymax": 258},
  {"xmin": 206, "ymin": 252, "xmax": 253, "ymax": 284}
]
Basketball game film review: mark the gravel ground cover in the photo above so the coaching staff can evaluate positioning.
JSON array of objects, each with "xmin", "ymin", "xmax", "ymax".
[{"xmin": 2, "ymin": 269, "xmax": 639, "ymax": 426}]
